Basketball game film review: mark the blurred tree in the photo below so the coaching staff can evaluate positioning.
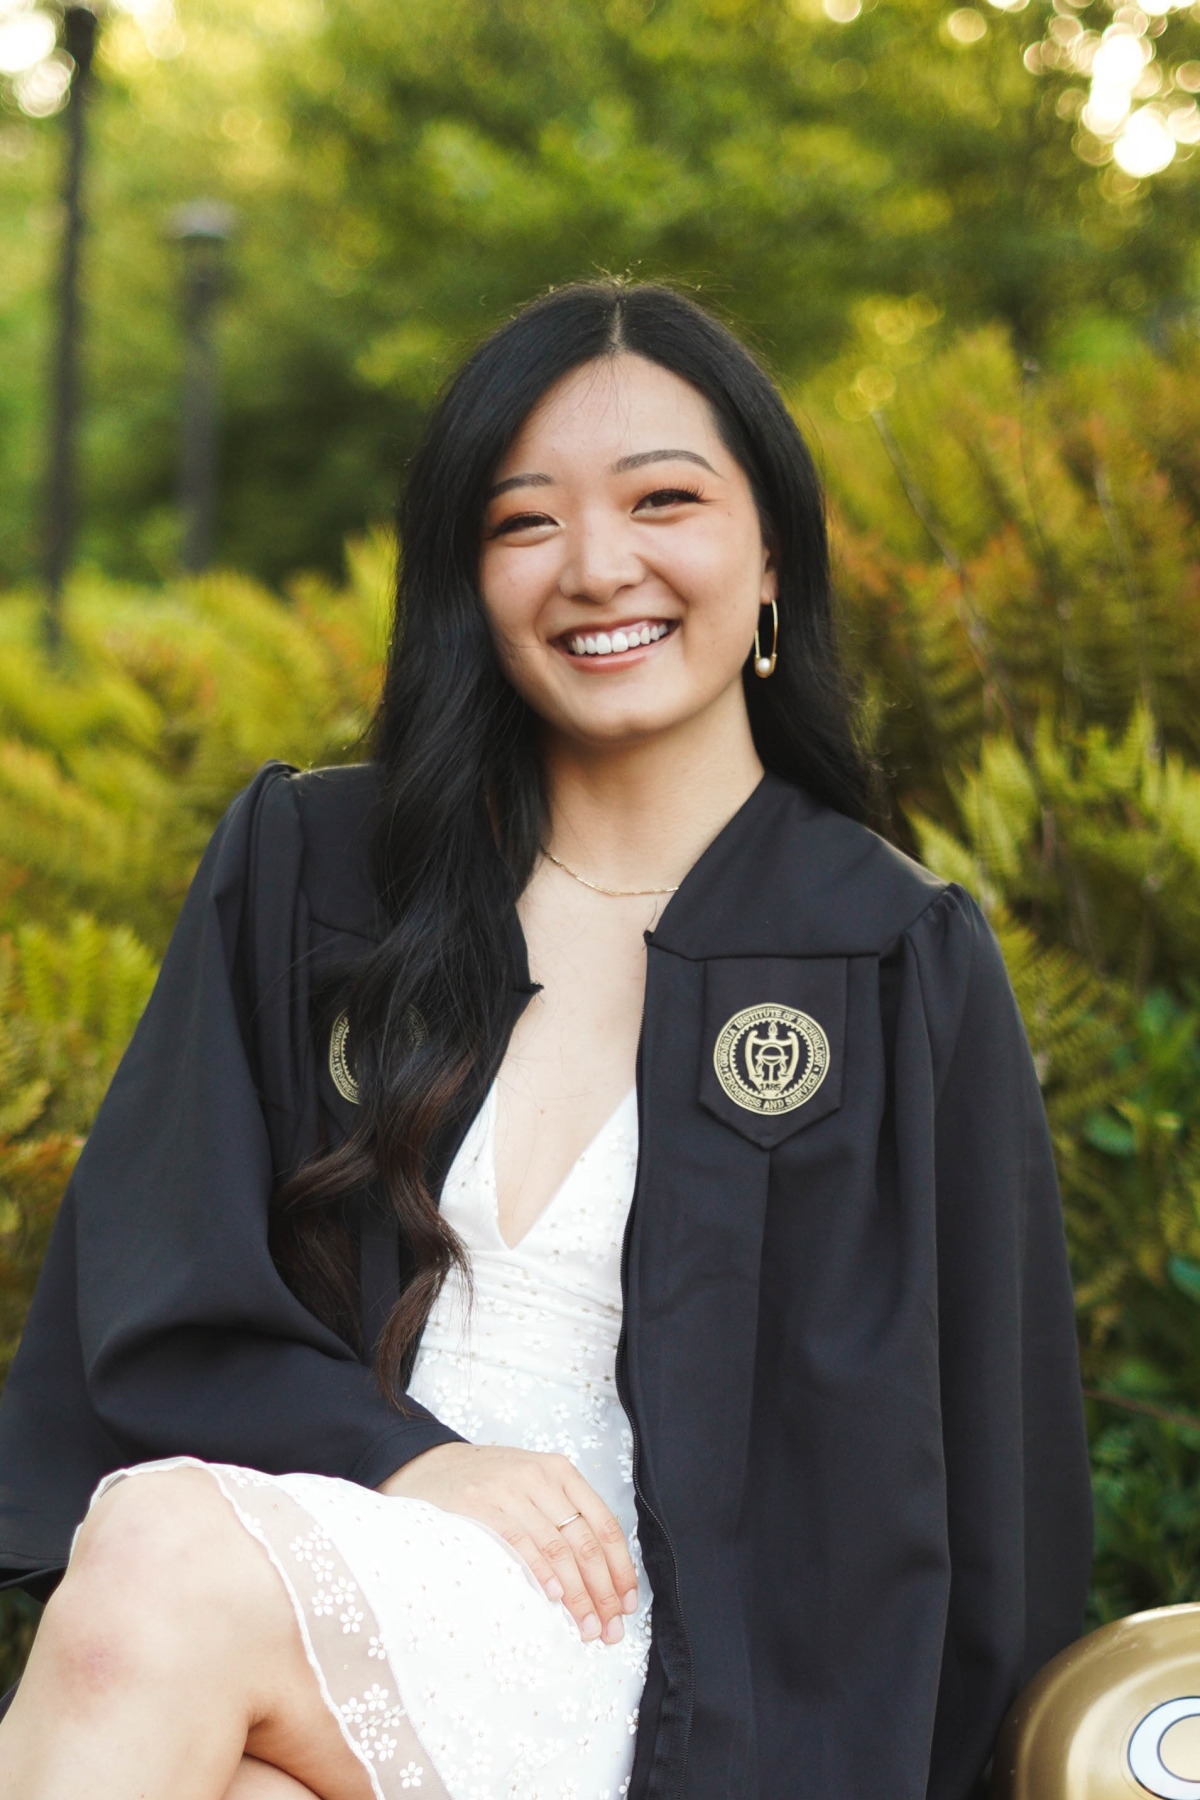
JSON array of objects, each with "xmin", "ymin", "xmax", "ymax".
[{"xmin": 3, "ymin": 0, "xmax": 1200, "ymax": 591}]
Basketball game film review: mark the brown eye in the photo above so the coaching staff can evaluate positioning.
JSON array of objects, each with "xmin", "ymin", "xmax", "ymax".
[
  {"xmin": 490, "ymin": 511, "xmax": 555, "ymax": 537},
  {"xmin": 635, "ymin": 486, "xmax": 706, "ymax": 511}
]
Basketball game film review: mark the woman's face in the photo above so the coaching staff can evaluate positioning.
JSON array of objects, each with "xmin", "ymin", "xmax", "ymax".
[{"xmin": 478, "ymin": 353, "xmax": 776, "ymax": 750}]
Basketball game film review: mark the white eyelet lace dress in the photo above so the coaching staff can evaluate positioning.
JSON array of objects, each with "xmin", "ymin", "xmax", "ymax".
[{"xmin": 85, "ymin": 1085, "xmax": 651, "ymax": 1800}]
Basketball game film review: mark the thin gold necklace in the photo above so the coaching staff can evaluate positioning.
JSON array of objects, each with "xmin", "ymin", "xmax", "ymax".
[{"xmin": 543, "ymin": 848, "xmax": 679, "ymax": 898}]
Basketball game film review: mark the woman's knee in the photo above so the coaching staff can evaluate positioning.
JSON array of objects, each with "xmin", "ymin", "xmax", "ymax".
[
  {"xmin": 68, "ymin": 1468, "xmax": 256, "ymax": 1618},
  {"xmin": 71, "ymin": 1468, "xmax": 232, "ymax": 1578},
  {"xmin": 39, "ymin": 1468, "xmax": 275, "ymax": 1698}
]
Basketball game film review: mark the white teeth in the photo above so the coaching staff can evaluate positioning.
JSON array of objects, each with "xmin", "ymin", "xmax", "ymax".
[{"xmin": 568, "ymin": 622, "xmax": 671, "ymax": 656}]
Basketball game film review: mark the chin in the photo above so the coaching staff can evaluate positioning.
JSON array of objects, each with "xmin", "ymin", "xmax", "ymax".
[{"xmin": 561, "ymin": 705, "xmax": 690, "ymax": 748}]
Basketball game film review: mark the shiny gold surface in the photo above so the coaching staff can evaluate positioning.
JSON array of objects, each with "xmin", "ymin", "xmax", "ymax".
[
  {"xmin": 712, "ymin": 1003, "xmax": 830, "ymax": 1115},
  {"xmin": 991, "ymin": 1605, "xmax": 1200, "ymax": 1799},
  {"xmin": 1159, "ymin": 1716, "xmax": 1200, "ymax": 1780},
  {"xmin": 328, "ymin": 1010, "xmax": 360, "ymax": 1105}
]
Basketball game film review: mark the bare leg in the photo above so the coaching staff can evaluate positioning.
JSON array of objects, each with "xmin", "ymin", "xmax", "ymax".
[
  {"xmin": 0, "ymin": 1469, "xmax": 375, "ymax": 1800},
  {"xmin": 225, "ymin": 1757, "xmax": 321, "ymax": 1799}
]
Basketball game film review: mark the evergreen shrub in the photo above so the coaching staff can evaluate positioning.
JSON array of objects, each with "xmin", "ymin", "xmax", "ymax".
[{"xmin": 816, "ymin": 327, "xmax": 1200, "ymax": 1622}]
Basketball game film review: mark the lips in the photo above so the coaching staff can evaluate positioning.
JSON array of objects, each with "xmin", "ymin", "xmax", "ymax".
[{"xmin": 560, "ymin": 620, "xmax": 675, "ymax": 658}]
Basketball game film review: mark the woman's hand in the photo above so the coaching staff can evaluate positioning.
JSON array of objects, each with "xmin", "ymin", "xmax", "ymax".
[{"xmin": 379, "ymin": 1443, "xmax": 638, "ymax": 1644}]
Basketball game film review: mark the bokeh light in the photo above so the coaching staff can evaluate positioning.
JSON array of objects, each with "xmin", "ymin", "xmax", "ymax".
[
  {"xmin": 1169, "ymin": 100, "xmax": 1200, "ymax": 142},
  {"xmin": 1092, "ymin": 30, "xmax": 1151, "ymax": 87},
  {"xmin": 948, "ymin": 9, "xmax": 988, "ymax": 43},
  {"xmin": 1016, "ymin": 0, "xmax": 1200, "ymax": 181},
  {"xmin": 14, "ymin": 47, "xmax": 70, "ymax": 115},
  {"xmin": 1113, "ymin": 102, "xmax": 1177, "ymax": 170},
  {"xmin": 0, "ymin": 8, "xmax": 55, "ymax": 76}
]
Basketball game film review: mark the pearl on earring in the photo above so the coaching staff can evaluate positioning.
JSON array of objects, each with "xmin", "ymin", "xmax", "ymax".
[{"xmin": 753, "ymin": 597, "xmax": 779, "ymax": 680}]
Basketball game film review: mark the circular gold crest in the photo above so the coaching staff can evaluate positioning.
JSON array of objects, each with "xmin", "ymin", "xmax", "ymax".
[
  {"xmin": 713, "ymin": 1002, "xmax": 830, "ymax": 1115},
  {"xmin": 328, "ymin": 1011, "xmax": 360, "ymax": 1105},
  {"xmin": 329, "ymin": 1006, "xmax": 427, "ymax": 1106}
]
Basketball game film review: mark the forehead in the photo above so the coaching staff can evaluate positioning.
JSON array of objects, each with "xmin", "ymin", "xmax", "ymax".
[{"xmin": 494, "ymin": 354, "xmax": 721, "ymax": 474}]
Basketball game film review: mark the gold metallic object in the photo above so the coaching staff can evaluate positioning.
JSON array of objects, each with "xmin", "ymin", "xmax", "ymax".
[
  {"xmin": 329, "ymin": 1006, "xmax": 427, "ymax": 1104},
  {"xmin": 555, "ymin": 1511, "xmax": 583, "ymax": 1530},
  {"xmin": 329, "ymin": 1011, "xmax": 360, "ymax": 1105},
  {"xmin": 991, "ymin": 1604, "xmax": 1200, "ymax": 1799},
  {"xmin": 543, "ymin": 850, "xmax": 679, "ymax": 898},
  {"xmin": 713, "ymin": 1003, "xmax": 830, "ymax": 1116},
  {"xmin": 753, "ymin": 597, "xmax": 778, "ymax": 678}
]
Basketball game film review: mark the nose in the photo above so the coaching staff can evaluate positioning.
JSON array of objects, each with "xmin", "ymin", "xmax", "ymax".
[{"xmin": 557, "ymin": 504, "xmax": 644, "ymax": 607}]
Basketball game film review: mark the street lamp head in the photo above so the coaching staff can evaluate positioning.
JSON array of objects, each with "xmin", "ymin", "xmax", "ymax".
[
  {"xmin": 168, "ymin": 200, "xmax": 238, "ymax": 246},
  {"xmin": 61, "ymin": 6, "xmax": 99, "ymax": 79}
]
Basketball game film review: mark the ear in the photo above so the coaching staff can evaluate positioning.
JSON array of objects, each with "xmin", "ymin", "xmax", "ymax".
[{"xmin": 760, "ymin": 546, "xmax": 778, "ymax": 608}]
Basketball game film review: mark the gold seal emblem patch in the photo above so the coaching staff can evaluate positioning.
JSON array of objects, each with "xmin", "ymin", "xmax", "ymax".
[
  {"xmin": 713, "ymin": 1003, "xmax": 830, "ymax": 1115},
  {"xmin": 329, "ymin": 1005, "xmax": 427, "ymax": 1105},
  {"xmin": 328, "ymin": 1011, "xmax": 360, "ymax": 1105}
]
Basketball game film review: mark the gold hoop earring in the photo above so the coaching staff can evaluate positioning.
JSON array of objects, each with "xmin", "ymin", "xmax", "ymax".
[{"xmin": 754, "ymin": 598, "xmax": 778, "ymax": 679}]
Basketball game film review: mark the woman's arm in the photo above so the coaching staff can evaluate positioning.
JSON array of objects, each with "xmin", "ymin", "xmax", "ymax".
[
  {"xmin": 75, "ymin": 765, "xmax": 463, "ymax": 1482},
  {"xmin": 0, "ymin": 767, "xmax": 462, "ymax": 1586}
]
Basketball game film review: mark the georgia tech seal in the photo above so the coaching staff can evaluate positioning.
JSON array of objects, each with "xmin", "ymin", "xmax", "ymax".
[
  {"xmin": 713, "ymin": 1003, "xmax": 830, "ymax": 1115},
  {"xmin": 329, "ymin": 1005, "xmax": 427, "ymax": 1105},
  {"xmin": 328, "ymin": 1011, "xmax": 361, "ymax": 1105}
]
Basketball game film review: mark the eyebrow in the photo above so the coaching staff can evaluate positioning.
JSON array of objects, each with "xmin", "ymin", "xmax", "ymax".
[
  {"xmin": 487, "ymin": 471, "xmax": 555, "ymax": 499},
  {"xmin": 611, "ymin": 449, "xmax": 718, "ymax": 475},
  {"xmin": 486, "ymin": 447, "xmax": 719, "ymax": 500}
]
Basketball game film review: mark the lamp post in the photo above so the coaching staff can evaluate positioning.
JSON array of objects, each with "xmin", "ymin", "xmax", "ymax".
[
  {"xmin": 168, "ymin": 200, "xmax": 235, "ymax": 575},
  {"xmin": 43, "ymin": 4, "xmax": 99, "ymax": 656}
]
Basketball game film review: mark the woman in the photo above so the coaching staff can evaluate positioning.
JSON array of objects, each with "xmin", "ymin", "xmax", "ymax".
[{"xmin": 0, "ymin": 282, "xmax": 1091, "ymax": 1800}]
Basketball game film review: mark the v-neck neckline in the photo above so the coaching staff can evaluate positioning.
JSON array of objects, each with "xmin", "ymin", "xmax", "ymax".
[{"xmin": 486, "ymin": 1084, "xmax": 637, "ymax": 1255}]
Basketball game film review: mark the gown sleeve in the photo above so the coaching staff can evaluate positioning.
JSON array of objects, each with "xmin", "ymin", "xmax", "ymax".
[
  {"xmin": 2, "ymin": 764, "xmax": 461, "ymax": 1573},
  {"xmin": 907, "ymin": 887, "xmax": 1093, "ymax": 1800}
]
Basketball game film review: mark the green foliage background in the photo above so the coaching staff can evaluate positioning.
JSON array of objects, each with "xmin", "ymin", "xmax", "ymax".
[
  {"xmin": 7, "ymin": 0, "xmax": 1200, "ymax": 1695},
  {"xmin": 5, "ymin": 0, "xmax": 1200, "ymax": 587}
]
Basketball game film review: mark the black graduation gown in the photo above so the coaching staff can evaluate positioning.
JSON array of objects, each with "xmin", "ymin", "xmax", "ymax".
[{"xmin": 0, "ymin": 762, "xmax": 1092, "ymax": 1800}]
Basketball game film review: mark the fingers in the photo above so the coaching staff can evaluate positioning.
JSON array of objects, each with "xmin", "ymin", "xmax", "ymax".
[
  {"xmin": 557, "ymin": 1519, "xmax": 626, "ymax": 1648},
  {"xmin": 538, "ymin": 1459, "xmax": 637, "ymax": 1645},
  {"xmin": 493, "ymin": 1497, "xmax": 619, "ymax": 1643},
  {"xmin": 385, "ymin": 1444, "xmax": 638, "ymax": 1646},
  {"xmin": 492, "ymin": 1479, "xmax": 635, "ymax": 1643},
  {"xmin": 493, "ymin": 1513, "xmax": 568, "ymax": 1606},
  {"xmin": 540, "ymin": 1511, "xmax": 624, "ymax": 1643},
  {"xmin": 568, "ymin": 1482, "xmax": 639, "ymax": 1620}
]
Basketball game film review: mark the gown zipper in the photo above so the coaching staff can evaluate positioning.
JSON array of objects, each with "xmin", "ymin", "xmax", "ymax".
[{"xmin": 616, "ymin": 1023, "xmax": 695, "ymax": 1800}]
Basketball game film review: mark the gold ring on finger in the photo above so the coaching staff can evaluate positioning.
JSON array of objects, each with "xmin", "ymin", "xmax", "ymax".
[{"xmin": 555, "ymin": 1511, "xmax": 583, "ymax": 1530}]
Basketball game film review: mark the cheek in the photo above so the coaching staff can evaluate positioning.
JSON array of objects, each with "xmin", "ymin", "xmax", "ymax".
[
  {"xmin": 478, "ymin": 548, "xmax": 554, "ymax": 648},
  {"xmin": 482, "ymin": 536, "xmax": 572, "ymax": 615},
  {"xmin": 661, "ymin": 519, "xmax": 764, "ymax": 633}
]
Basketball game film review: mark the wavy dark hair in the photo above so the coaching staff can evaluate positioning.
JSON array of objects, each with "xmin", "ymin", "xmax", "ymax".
[{"xmin": 274, "ymin": 280, "xmax": 872, "ymax": 1399}]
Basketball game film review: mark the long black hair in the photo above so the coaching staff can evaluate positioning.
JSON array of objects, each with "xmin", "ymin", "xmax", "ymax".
[{"xmin": 274, "ymin": 280, "xmax": 872, "ymax": 1397}]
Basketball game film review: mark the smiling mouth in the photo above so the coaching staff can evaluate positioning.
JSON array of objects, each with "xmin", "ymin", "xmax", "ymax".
[{"xmin": 559, "ymin": 619, "xmax": 676, "ymax": 659}]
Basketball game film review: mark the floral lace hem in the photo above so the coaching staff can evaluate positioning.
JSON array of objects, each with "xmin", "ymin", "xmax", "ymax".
[{"xmin": 94, "ymin": 1458, "xmax": 448, "ymax": 1800}]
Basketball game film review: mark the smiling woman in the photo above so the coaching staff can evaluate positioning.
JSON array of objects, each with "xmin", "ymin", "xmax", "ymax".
[
  {"xmin": 481, "ymin": 363, "xmax": 772, "ymax": 730},
  {"xmin": 0, "ymin": 282, "xmax": 1091, "ymax": 1800}
]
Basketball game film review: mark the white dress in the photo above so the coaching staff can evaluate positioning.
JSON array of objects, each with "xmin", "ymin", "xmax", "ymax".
[{"xmin": 87, "ymin": 1084, "xmax": 652, "ymax": 1800}]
